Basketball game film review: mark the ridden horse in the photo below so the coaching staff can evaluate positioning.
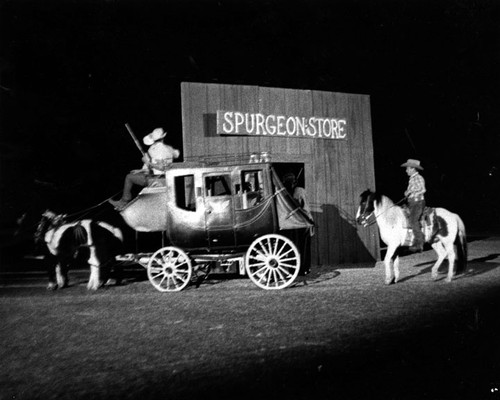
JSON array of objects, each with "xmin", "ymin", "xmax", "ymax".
[
  {"xmin": 35, "ymin": 210, "xmax": 124, "ymax": 290},
  {"xmin": 356, "ymin": 190, "xmax": 467, "ymax": 284}
]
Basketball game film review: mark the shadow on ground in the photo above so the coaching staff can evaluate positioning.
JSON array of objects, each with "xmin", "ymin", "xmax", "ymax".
[{"xmin": 399, "ymin": 253, "xmax": 500, "ymax": 283}]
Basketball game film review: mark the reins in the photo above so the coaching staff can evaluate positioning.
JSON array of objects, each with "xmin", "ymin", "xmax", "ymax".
[
  {"xmin": 21, "ymin": 192, "xmax": 122, "ymax": 240},
  {"xmin": 361, "ymin": 197, "xmax": 406, "ymax": 227},
  {"xmin": 64, "ymin": 191, "xmax": 122, "ymax": 222}
]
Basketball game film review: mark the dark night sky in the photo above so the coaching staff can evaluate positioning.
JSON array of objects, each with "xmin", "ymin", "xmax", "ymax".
[{"xmin": 1, "ymin": 0, "xmax": 499, "ymax": 231}]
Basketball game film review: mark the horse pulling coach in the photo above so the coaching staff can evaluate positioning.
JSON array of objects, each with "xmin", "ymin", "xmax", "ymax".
[{"xmin": 35, "ymin": 211, "xmax": 123, "ymax": 290}]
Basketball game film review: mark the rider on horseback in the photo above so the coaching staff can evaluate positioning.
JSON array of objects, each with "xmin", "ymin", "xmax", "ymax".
[{"xmin": 401, "ymin": 159, "xmax": 426, "ymax": 252}]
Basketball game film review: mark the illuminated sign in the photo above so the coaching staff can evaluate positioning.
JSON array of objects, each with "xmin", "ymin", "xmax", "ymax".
[{"xmin": 216, "ymin": 110, "xmax": 347, "ymax": 140}]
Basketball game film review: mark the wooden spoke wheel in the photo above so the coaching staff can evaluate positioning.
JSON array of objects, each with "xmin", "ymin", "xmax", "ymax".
[
  {"xmin": 245, "ymin": 234, "xmax": 300, "ymax": 290},
  {"xmin": 147, "ymin": 247, "xmax": 193, "ymax": 292}
]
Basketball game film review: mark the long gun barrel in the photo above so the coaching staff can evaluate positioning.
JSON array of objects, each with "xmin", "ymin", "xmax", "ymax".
[{"xmin": 125, "ymin": 123, "xmax": 147, "ymax": 158}]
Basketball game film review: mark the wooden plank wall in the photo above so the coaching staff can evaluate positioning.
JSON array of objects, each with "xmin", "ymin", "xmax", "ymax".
[{"xmin": 181, "ymin": 82, "xmax": 379, "ymax": 265}]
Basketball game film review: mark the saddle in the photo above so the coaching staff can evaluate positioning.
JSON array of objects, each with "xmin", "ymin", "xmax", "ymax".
[{"xmin": 401, "ymin": 206, "xmax": 439, "ymax": 246}]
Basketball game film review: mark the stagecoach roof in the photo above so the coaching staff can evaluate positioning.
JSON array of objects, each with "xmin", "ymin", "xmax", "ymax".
[{"xmin": 175, "ymin": 153, "xmax": 271, "ymax": 168}]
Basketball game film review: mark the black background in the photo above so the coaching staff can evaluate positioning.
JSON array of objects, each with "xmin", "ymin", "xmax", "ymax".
[{"xmin": 1, "ymin": 0, "xmax": 499, "ymax": 234}]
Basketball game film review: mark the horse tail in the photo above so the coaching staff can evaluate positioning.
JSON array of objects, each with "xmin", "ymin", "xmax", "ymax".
[
  {"xmin": 72, "ymin": 224, "xmax": 90, "ymax": 260},
  {"xmin": 454, "ymin": 214, "xmax": 467, "ymax": 274},
  {"xmin": 98, "ymin": 222, "xmax": 123, "ymax": 242},
  {"xmin": 112, "ymin": 227, "xmax": 124, "ymax": 242}
]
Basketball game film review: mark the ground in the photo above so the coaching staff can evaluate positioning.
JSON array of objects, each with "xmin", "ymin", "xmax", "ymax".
[{"xmin": 1, "ymin": 236, "xmax": 499, "ymax": 400}]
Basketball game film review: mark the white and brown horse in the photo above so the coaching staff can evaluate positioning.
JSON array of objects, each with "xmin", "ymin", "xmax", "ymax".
[
  {"xmin": 35, "ymin": 210, "xmax": 123, "ymax": 290},
  {"xmin": 356, "ymin": 190, "xmax": 467, "ymax": 284}
]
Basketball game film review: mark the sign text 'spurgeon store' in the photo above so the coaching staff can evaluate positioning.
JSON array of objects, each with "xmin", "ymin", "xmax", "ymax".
[{"xmin": 217, "ymin": 110, "xmax": 347, "ymax": 139}]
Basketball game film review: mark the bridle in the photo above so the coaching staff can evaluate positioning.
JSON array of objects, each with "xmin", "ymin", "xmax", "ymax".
[
  {"xmin": 357, "ymin": 194, "xmax": 406, "ymax": 227},
  {"xmin": 34, "ymin": 211, "xmax": 67, "ymax": 244},
  {"xmin": 357, "ymin": 195, "xmax": 377, "ymax": 227}
]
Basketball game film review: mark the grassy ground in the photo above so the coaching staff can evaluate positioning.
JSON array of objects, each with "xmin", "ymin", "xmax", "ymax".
[{"xmin": 1, "ymin": 238, "xmax": 500, "ymax": 400}]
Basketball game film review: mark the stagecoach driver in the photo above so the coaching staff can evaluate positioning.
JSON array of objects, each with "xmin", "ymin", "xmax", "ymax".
[
  {"xmin": 401, "ymin": 158, "xmax": 426, "ymax": 252},
  {"xmin": 109, "ymin": 128, "xmax": 180, "ymax": 209}
]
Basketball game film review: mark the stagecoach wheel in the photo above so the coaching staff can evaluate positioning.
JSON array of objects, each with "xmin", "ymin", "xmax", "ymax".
[
  {"xmin": 245, "ymin": 234, "xmax": 301, "ymax": 290},
  {"xmin": 147, "ymin": 246, "xmax": 193, "ymax": 292}
]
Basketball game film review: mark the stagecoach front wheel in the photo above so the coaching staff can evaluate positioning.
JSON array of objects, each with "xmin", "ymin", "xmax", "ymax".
[
  {"xmin": 245, "ymin": 234, "xmax": 300, "ymax": 290},
  {"xmin": 147, "ymin": 246, "xmax": 193, "ymax": 292}
]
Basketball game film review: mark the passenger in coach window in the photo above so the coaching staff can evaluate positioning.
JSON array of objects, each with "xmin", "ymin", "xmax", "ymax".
[{"xmin": 283, "ymin": 172, "xmax": 312, "ymax": 220}]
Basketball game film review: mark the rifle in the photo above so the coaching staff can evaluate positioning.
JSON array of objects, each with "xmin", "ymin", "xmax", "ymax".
[
  {"xmin": 124, "ymin": 123, "xmax": 151, "ymax": 173},
  {"xmin": 125, "ymin": 123, "xmax": 147, "ymax": 159}
]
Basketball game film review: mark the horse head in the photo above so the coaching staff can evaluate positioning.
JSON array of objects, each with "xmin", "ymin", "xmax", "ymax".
[
  {"xmin": 356, "ymin": 189, "xmax": 379, "ymax": 226},
  {"xmin": 34, "ymin": 210, "xmax": 67, "ymax": 245}
]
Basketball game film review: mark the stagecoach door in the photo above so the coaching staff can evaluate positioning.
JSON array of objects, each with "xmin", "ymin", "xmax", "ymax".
[{"xmin": 203, "ymin": 173, "xmax": 236, "ymax": 246}]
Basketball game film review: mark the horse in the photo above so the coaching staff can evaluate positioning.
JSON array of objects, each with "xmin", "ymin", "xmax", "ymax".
[
  {"xmin": 35, "ymin": 210, "xmax": 124, "ymax": 290},
  {"xmin": 356, "ymin": 190, "xmax": 467, "ymax": 284}
]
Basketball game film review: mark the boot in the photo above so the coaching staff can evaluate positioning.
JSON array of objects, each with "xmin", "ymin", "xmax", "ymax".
[
  {"xmin": 108, "ymin": 198, "xmax": 130, "ymax": 210},
  {"xmin": 409, "ymin": 235, "xmax": 424, "ymax": 252}
]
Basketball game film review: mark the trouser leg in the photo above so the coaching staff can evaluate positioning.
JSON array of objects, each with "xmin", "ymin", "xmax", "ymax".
[
  {"xmin": 283, "ymin": 229, "xmax": 311, "ymax": 275},
  {"xmin": 300, "ymin": 228, "xmax": 311, "ymax": 274},
  {"xmin": 122, "ymin": 173, "xmax": 148, "ymax": 201},
  {"xmin": 409, "ymin": 199, "xmax": 425, "ymax": 246}
]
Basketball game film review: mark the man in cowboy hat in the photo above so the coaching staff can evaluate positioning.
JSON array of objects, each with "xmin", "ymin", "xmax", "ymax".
[
  {"xmin": 401, "ymin": 158, "xmax": 426, "ymax": 252},
  {"xmin": 109, "ymin": 128, "xmax": 180, "ymax": 209}
]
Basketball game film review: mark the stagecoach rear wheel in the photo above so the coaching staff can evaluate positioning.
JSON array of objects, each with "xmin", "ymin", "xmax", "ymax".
[
  {"xmin": 245, "ymin": 234, "xmax": 301, "ymax": 290},
  {"xmin": 147, "ymin": 246, "xmax": 193, "ymax": 292}
]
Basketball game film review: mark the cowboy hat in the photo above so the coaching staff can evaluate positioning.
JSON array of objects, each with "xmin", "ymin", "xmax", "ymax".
[
  {"xmin": 400, "ymin": 159, "xmax": 423, "ymax": 170},
  {"xmin": 143, "ymin": 128, "xmax": 167, "ymax": 146}
]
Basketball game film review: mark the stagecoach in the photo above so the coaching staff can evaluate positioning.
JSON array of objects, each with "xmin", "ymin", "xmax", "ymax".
[{"xmin": 116, "ymin": 154, "xmax": 314, "ymax": 292}]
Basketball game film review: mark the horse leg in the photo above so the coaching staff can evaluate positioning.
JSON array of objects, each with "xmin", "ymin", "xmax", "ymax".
[
  {"xmin": 431, "ymin": 242, "xmax": 447, "ymax": 280},
  {"xmin": 45, "ymin": 254, "xmax": 58, "ymax": 290},
  {"xmin": 105, "ymin": 259, "xmax": 122, "ymax": 286},
  {"xmin": 87, "ymin": 264, "xmax": 101, "ymax": 290},
  {"xmin": 55, "ymin": 263, "xmax": 69, "ymax": 288},
  {"xmin": 102, "ymin": 264, "xmax": 112, "ymax": 285},
  {"xmin": 384, "ymin": 245, "xmax": 397, "ymax": 285},
  {"xmin": 444, "ymin": 240, "xmax": 456, "ymax": 283},
  {"xmin": 113, "ymin": 261, "xmax": 123, "ymax": 285},
  {"xmin": 393, "ymin": 253, "xmax": 400, "ymax": 283},
  {"xmin": 87, "ymin": 231, "xmax": 103, "ymax": 290}
]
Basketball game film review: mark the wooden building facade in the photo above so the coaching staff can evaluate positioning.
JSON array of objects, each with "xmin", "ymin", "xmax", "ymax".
[{"xmin": 180, "ymin": 82, "xmax": 379, "ymax": 265}]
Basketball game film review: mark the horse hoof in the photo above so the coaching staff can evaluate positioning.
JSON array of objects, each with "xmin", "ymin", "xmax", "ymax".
[
  {"xmin": 47, "ymin": 282, "xmax": 58, "ymax": 291},
  {"xmin": 385, "ymin": 278, "xmax": 395, "ymax": 285}
]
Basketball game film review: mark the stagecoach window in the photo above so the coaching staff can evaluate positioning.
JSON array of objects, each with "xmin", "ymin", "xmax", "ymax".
[
  {"xmin": 205, "ymin": 175, "xmax": 232, "ymax": 197},
  {"xmin": 235, "ymin": 170, "xmax": 263, "ymax": 209},
  {"xmin": 241, "ymin": 170, "xmax": 262, "ymax": 193},
  {"xmin": 175, "ymin": 175, "xmax": 196, "ymax": 211}
]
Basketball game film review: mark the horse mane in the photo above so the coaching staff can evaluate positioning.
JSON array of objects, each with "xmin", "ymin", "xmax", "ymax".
[
  {"xmin": 377, "ymin": 193, "xmax": 395, "ymax": 208},
  {"xmin": 361, "ymin": 190, "xmax": 394, "ymax": 209}
]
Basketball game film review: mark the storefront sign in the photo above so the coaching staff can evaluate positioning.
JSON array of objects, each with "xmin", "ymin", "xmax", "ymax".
[{"xmin": 216, "ymin": 110, "xmax": 347, "ymax": 140}]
